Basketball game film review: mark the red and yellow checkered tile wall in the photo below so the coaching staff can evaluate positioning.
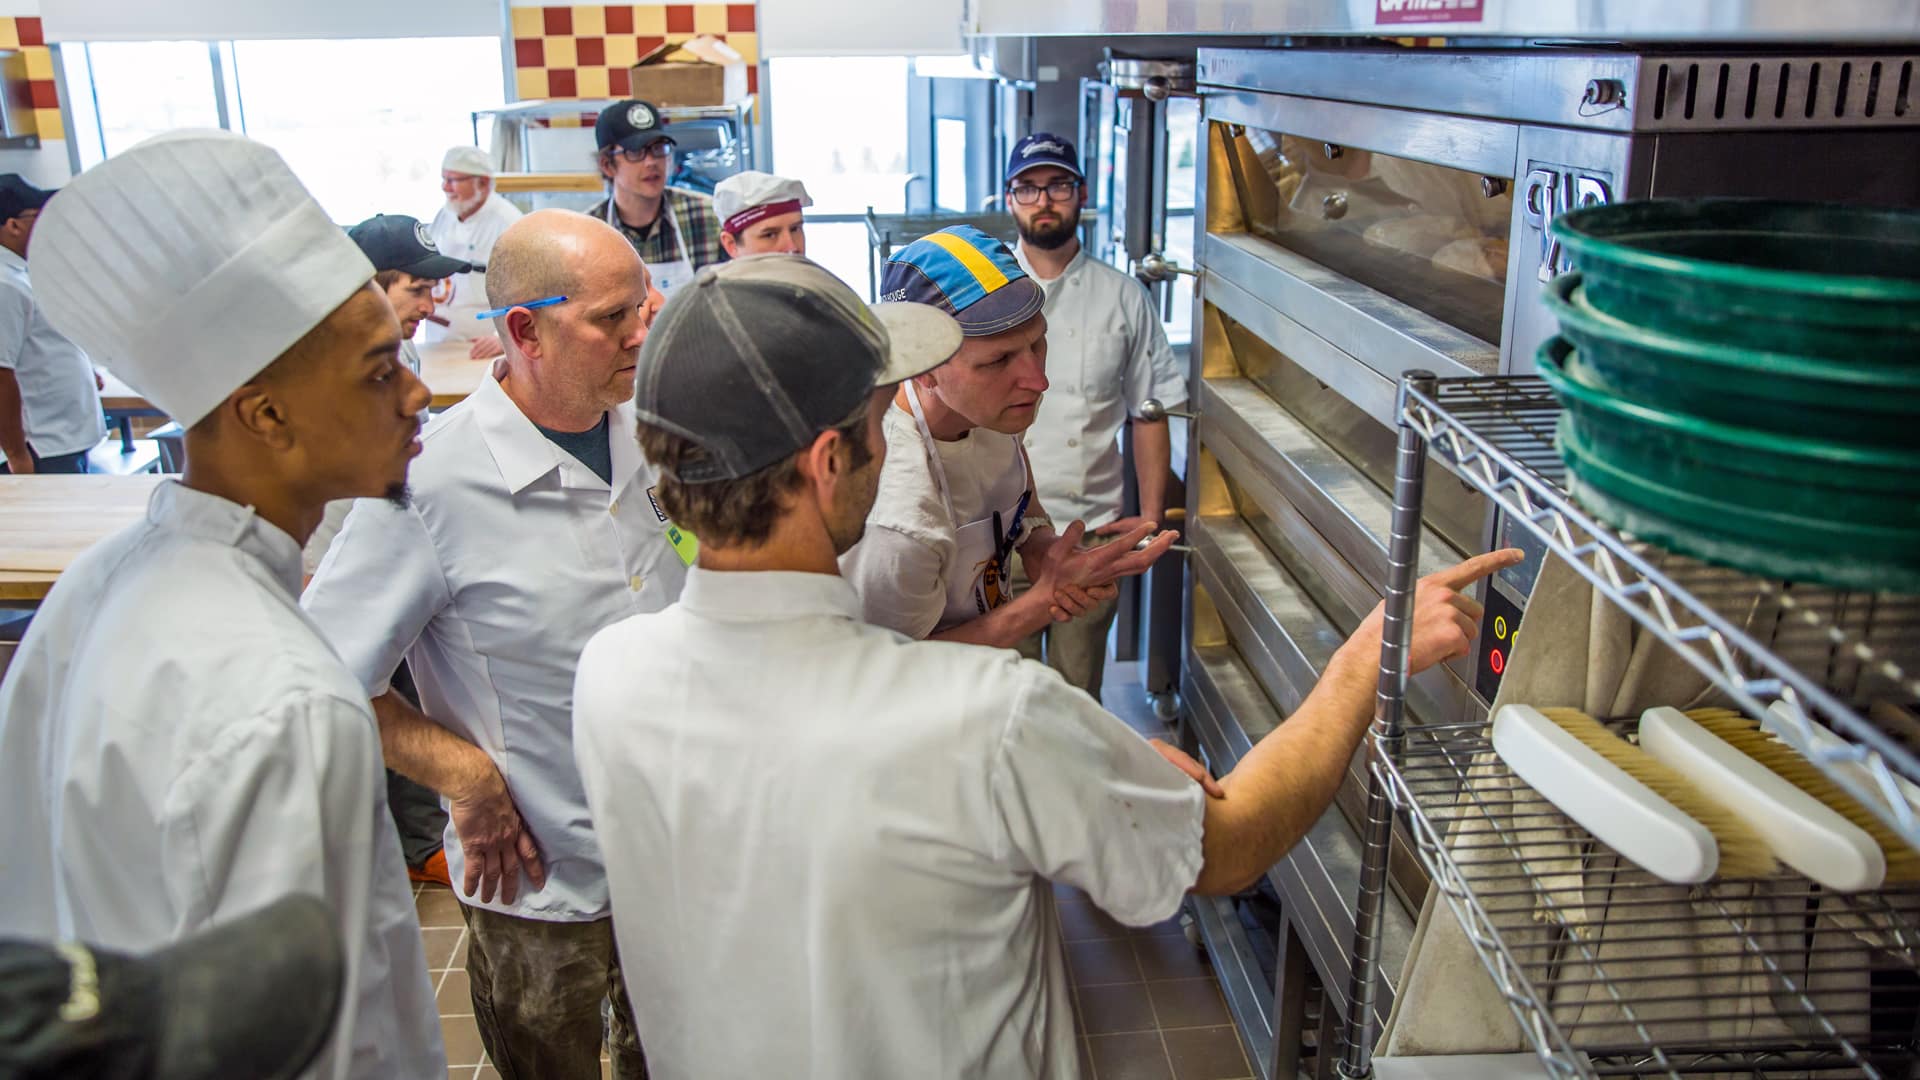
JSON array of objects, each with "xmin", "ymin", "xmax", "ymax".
[
  {"xmin": 0, "ymin": 16, "xmax": 59, "ymax": 140},
  {"xmin": 509, "ymin": 3, "xmax": 758, "ymax": 108}
]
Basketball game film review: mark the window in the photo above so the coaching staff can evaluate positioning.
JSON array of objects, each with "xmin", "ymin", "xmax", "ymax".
[
  {"xmin": 768, "ymin": 57, "xmax": 911, "ymax": 215},
  {"xmin": 229, "ymin": 37, "xmax": 504, "ymax": 223},
  {"xmin": 63, "ymin": 36, "xmax": 504, "ymax": 224}
]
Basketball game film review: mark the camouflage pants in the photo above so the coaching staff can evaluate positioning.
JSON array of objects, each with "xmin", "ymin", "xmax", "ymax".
[{"xmin": 459, "ymin": 904, "xmax": 646, "ymax": 1080}]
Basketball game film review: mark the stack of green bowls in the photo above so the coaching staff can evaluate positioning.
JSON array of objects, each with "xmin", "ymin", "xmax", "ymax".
[{"xmin": 1538, "ymin": 199, "xmax": 1920, "ymax": 592}]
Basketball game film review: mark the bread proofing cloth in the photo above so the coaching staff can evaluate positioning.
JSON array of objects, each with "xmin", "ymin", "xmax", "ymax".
[{"xmin": 1378, "ymin": 551, "xmax": 1872, "ymax": 1065}]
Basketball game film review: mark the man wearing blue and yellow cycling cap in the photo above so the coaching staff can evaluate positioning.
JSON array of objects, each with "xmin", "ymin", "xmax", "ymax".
[{"xmin": 842, "ymin": 225, "xmax": 1180, "ymax": 648}]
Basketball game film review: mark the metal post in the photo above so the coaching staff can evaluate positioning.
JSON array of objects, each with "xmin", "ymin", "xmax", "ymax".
[{"xmin": 1335, "ymin": 370, "xmax": 1436, "ymax": 1079}]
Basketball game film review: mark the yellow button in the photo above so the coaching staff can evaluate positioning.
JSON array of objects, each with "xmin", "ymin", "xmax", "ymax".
[
  {"xmin": 628, "ymin": 575, "xmax": 643, "ymax": 591},
  {"xmin": 610, "ymin": 501, "xmax": 619, "ymax": 514},
  {"xmin": 1494, "ymin": 615, "xmax": 1508, "ymax": 640}
]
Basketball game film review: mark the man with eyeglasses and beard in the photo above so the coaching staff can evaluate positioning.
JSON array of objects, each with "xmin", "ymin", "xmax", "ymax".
[
  {"xmin": 588, "ymin": 98, "xmax": 727, "ymax": 299},
  {"xmin": 1004, "ymin": 132, "xmax": 1188, "ymax": 703}
]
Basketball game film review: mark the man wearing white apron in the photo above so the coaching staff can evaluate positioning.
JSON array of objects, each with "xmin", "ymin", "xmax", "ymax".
[
  {"xmin": 427, "ymin": 146, "xmax": 521, "ymax": 359},
  {"xmin": 841, "ymin": 225, "xmax": 1178, "ymax": 648},
  {"xmin": 588, "ymin": 99, "xmax": 726, "ymax": 298}
]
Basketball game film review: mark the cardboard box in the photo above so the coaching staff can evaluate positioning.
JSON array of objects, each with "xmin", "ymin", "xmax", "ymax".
[{"xmin": 629, "ymin": 35, "xmax": 748, "ymax": 107}]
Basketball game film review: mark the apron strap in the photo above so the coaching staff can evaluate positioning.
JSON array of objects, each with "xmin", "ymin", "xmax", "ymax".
[{"xmin": 903, "ymin": 382, "xmax": 959, "ymax": 524}]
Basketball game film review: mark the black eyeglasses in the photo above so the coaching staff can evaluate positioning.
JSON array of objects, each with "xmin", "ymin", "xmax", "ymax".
[
  {"xmin": 1007, "ymin": 180, "xmax": 1081, "ymax": 205},
  {"xmin": 614, "ymin": 140, "xmax": 676, "ymax": 163}
]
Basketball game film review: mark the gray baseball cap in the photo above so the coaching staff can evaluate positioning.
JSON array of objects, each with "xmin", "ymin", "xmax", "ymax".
[{"xmin": 635, "ymin": 254, "xmax": 961, "ymax": 483}]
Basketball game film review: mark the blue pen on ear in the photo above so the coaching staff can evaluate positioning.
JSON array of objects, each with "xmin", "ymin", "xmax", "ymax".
[{"xmin": 476, "ymin": 295, "xmax": 568, "ymax": 320}]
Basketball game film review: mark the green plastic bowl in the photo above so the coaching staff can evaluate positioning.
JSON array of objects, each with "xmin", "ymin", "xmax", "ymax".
[
  {"xmin": 1550, "ymin": 199, "xmax": 1920, "ymax": 359},
  {"xmin": 1537, "ymin": 337, "xmax": 1920, "ymax": 592},
  {"xmin": 1541, "ymin": 273, "xmax": 1920, "ymax": 449}
]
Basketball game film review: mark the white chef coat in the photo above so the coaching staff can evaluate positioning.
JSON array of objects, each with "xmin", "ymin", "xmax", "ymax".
[
  {"xmin": 303, "ymin": 373, "xmax": 688, "ymax": 921},
  {"xmin": 0, "ymin": 246, "xmax": 104, "ymax": 458},
  {"xmin": 0, "ymin": 481, "xmax": 443, "ymax": 1080},
  {"xmin": 424, "ymin": 192, "xmax": 523, "ymax": 344},
  {"xmin": 840, "ymin": 404, "xmax": 1044, "ymax": 639},
  {"xmin": 1014, "ymin": 245, "xmax": 1184, "ymax": 529},
  {"xmin": 572, "ymin": 568, "xmax": 1206, "ymax": 1079}
]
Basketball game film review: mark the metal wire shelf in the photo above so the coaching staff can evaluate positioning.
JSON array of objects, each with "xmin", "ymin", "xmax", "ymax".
[
  {"xmin": 1335, "ymin": 372, "xmax": 1920, "ymax": 1079},
  {"xmin": 1409, "ymin": 375, "xmax": 1920, "ymax": 849},
  {"xmin": 1378, "ymin": 717, "xmax": 1920, "ymax": 1079}
]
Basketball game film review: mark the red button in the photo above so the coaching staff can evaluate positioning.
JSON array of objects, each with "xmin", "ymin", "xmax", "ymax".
[{"xmin": 1489, "ymin": 648, "xmax": 1505, "ymax": 675}]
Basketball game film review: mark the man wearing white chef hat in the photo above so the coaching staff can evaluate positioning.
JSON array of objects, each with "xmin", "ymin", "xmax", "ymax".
[
  {"xmin": 427, "ymin": 144, "xmax": 522, "ymax": 361},
  {"xmin": 571, "ymin": 253, "xmax": 1523, "ymax": 1076},
  {"xmin": 0, "ymin": 130, "xmax": 444, "ymax": 1079},
  {"xmin": 713, "ymin": 169, "xmax": 812, "ymax": 257}
]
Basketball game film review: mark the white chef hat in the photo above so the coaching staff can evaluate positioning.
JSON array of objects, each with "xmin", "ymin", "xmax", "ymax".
[
  {"xmin": 441, "ymin": 146, "xmax": 495, "ymax": 178},
  {"xmin": 31, "ymin": 129, "xmax": 374, "ymax": 429},
  {"xmin": 713, "ymin": 171, "xmax": 812, "ymax": 235}
]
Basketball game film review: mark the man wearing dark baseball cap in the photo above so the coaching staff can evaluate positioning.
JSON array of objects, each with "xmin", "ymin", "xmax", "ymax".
[
  {"xmin": 0, "ymin": 174, "xmax": 104, "ymax": 475},
  {"xmin": 844, "ymin": 224, "xmax": 1175, "ymax": 650},
  {"xmin": 588, "ymin": 98, "xmax": 725, "ymax": 297},
  {"xmin": 347, "ymin": 213, "xmax": 473, "ymax": 376}
]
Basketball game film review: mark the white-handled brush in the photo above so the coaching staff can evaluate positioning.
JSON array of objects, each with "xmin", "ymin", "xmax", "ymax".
[
  {"xmin": 1639, "ymin": 706, "xmax": 1888, "ymax": 891},
  {"xmin": 1491, "ymin": 705, "xmax": 1772, "ymax": 883},
  {"xmin": 1762, "ymin": 700, "xmax": 1920, "ymax": 819}
]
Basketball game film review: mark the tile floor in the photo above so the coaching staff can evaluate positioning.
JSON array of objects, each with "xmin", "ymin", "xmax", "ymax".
[{"xmin": 412, "ymin": 659, "xmax": 1246, "ymax": 1079}]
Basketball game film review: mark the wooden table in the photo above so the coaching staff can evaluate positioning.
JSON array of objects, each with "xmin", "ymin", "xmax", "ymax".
[
  {"xmin": 0, "ymin": 475, "xmax": 164, "ymax": 601},
  {"xmin": 91, "ymin": 343, "xmax": 493, "ymax": 434},
  {"xmin": 419, "ymin": 341, "xmax": 495, "ymax": 409}
]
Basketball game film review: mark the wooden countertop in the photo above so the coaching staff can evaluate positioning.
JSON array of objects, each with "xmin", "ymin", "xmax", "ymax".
[
  {"xmin": 0, "ymin": 475, "xmax": 165, "ymax": 601},
  {"xmin": 91, "ymin": 342, "xmax": 493, "ymax": 417}
]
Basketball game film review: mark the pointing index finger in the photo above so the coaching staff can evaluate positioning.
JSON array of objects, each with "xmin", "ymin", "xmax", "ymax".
[{"xmin": 1428, "ymin": 548, "xmax": 1525, "ymax": 591}]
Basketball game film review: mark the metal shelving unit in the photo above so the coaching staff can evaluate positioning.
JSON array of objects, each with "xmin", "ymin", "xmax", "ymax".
[{"xmin": 1339, "ymin": 373, "xmax": 1920, "ymax": 1078}]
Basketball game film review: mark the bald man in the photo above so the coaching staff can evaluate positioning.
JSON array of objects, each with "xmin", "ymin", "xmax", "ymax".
[{"xmin": 304, "ymin": 209, "xmax": 683, "ymax": 1079}]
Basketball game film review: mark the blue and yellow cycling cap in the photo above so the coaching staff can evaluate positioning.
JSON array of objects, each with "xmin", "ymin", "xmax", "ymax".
[{"xmin": 878, "ymin": 225, "xmax": 1044, "ymax": 337}]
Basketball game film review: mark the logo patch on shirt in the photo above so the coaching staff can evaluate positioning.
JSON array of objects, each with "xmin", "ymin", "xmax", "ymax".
[{"xmin": 645, "ymin": 485, "xmax": 670, "ymax": 523}]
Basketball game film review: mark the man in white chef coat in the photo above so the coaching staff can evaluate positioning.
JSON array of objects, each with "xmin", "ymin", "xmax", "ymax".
[
  {"xmin": 572, "ymin": 254, "xmax": 1523, "ymax": 1077},
  {"xmin": 1004, "ymin": 132, "xmax": 1187, "ymax": 700},
  {"xmin": 304, "ymin": 209, "xmax": 683, "ymax": 1080},
  {"xmin": 0, "ymin": 174, "xmax": 104, "ymax": 474},
  {"xmin": 427, "ymin": 145, "xmax": 521, "ymax": 360},
  {"xmin": 0, "ymin": 130, "xmax": 443, "ymax": 1079},
  {"xmin": 840, "ymin": 224, "xmax": 1174, "ymax": 648},
  {"xmin": 713, "ymin": 169, "xmax": 811, "ymax": 257}
]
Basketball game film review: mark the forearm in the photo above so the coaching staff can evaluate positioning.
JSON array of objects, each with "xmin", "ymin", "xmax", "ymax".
[
  {"xmin": 371, "ymin": 690, "xmax": 501, "ymax": 802},
  {"xmin": 1131, "ymin": 417, "xmax": 1173, "ymax": 523},
  {"xmin": 0, "ymin": 369, "xmax": 30, "ymax": 462},
  {"xmin": 1191, "ymin": 629, "xmax": 1382, "ymax": 894},
  {"xmin": 930, "ymin": 588, "xmax": 1056, "ymax": 649}
]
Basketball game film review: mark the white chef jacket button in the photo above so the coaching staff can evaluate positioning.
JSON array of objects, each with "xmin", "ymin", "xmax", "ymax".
[
  {"xmin": 1067, "ymin": 437, "xmax": 1079, "ymax": 448},
  {"xmin": 629, "ymin": 575, "xmax": 643, "ymax": 591},
  {"xmin": 1065, "ymin": 329, "xmax": 1076, "ymax": 338}
]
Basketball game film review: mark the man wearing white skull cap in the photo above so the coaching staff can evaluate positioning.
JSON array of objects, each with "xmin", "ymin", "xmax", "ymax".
[
  {"xmin": 0, "ymin": 130, "xmax": 445, "ymax": 1079},
  {"xmin": 713, "ymin": 170, "xmax": 812, "ymax": 257},
  {"xmin": 428, "ymin": 144, "xmax": 522, "ymax": 360}
]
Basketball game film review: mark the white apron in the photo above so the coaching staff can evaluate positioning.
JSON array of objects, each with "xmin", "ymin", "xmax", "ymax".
[
  {"xmin": 905, "ymin": 383, "xmax": 1034, "ymax": 628},
  {"xmin": 608, "ymin": 196, "xmax": 696, "ymax": 298}
]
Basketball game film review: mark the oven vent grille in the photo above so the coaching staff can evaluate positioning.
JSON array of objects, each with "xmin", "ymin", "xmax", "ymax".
[{"xmin": 1647, "ymin": 57, "xmax": 1917, "ymax": 129}]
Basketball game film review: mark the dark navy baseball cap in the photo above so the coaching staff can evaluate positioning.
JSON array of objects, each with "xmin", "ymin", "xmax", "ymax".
[
  {"xmin": 346, "ymin": 214, "xmax": 472, "ymax": 280},
  {"xmin": 0, "ymin": 174, "xmax": 55, "ymax": 223},
  {"xmin": 595, "ymin": 99, "xmax": 675, "ymax": 153},
  {"xmin": 1006, "ymin": 133, "xmax": 1083, "ymax": 183},
  {"xmin": 878, "ymin": 226, "xmax": 1044, "ymax": 337}
]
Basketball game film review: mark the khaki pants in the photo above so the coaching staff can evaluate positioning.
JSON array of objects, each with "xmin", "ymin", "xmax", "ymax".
[
  {"xmin": 1012, "ymin": 550, "xmax": 1120, "ymax": 702},
  {"xmin": 459, "ymin": 903, "xmax": 647, "ymax": 1080}
]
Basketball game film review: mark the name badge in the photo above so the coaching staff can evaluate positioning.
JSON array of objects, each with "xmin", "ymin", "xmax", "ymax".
[{"xmin": 647, "ymin": 486, "xmax": 700, "ymax": 566}]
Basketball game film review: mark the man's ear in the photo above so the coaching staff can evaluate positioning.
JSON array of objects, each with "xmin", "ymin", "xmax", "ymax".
[
  {"xmin": 504, "ymin": 308, "xmax": 541, "ymax": 358},
  {"xmin": 720, "ymin": 231, "xmax": 738, "ymax": 259},
  {"xmin": 223, "ymin": 380, "xmax": 295, "ymax": 451}
]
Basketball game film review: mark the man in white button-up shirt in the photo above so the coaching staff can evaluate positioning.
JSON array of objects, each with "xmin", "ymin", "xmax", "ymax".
[
  {"xmin": 0, "ymin": 174, "xmax": 103, "ymax": 474},
  {"xmin": 304, "ymin": 209, "xmax": 682, "ymax": 1080},
  {"xmin": 573, "ymin": 255, "xmax": 1521, "ymax": 1078},
  {"xmin": 0, "ymin": 131, "xmax": 444, "ymax": 1079},
  {"xmin": 1003, "ymin": 133, "xmax": 1187, "ymax": 701}
]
